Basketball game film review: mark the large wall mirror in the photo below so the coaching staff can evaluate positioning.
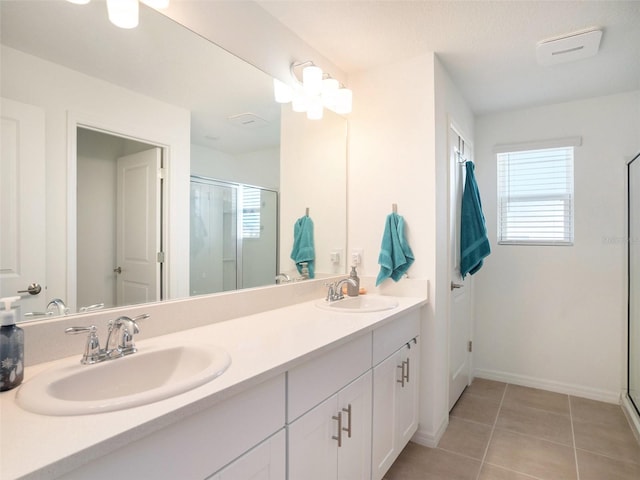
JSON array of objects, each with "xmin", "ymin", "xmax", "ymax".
[{"xmin": 0, "ymin": 0, "xmax": 347, "ymax": 321}]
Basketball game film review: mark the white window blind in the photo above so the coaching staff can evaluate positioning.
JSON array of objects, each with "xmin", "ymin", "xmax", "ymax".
[
  {"xmin": 497, "ymin": 146, "xmax": 574, "ymax": 245},
  {"xmin": 241, "ymin": 186, "xmax": 261, "ymax": 239}
]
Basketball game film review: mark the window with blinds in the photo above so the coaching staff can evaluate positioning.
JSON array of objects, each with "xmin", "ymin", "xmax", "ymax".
[
  {"xmin": 241, "ymin": 186, "xmax": 261, "ymax": 239},
  {"xmin": 497, "ymin": 146, "xmax": 574, "ymax": 245}
]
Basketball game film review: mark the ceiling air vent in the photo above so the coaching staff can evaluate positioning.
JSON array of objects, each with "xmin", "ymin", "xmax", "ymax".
[
  {"xmin": 536, "ymin": 28, "xmax": 602, "ymax": 66},
  {"xmin": 227, "ymin": 113, "xmax": 269, "ymax": 128}
]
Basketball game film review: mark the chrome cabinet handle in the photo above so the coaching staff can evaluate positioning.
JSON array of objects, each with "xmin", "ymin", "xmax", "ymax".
[
  {"xmin": 17, "ymin": 283, "xmax": 42, "ymax": 295},
  {"xmin": 397, "ymin": 363, "xmax": 405, "ymax": 387},
  {"xmin": 451, "ymin": 282, "xmax": 463, "ymax": 290},
  {"xmin": 397, "ymin": 358, "xmax": 410, "ymax": 387},
  {"xmin": 332, "ymin": 411, "xmax": 343, "ymax": 447},
  {"xmin": 342, "ymin": 404, "xmax": 352, "ymax": 438},
  {"xmin": 404, "ymin": 358, "xmax": 410, "ymax": 383}
]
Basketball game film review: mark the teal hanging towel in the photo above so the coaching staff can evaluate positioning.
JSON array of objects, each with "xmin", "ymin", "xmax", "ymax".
[
  {"xmin": 376, "ymin": 212, "xmax": 414, "ymax": 286},
  {"xmin": 460, "ymin": 161, "xmax": 490, "ymax": 278},
  {"xmin": 290, "ymin": 215, "xmax": 315, "ymax": 278}
]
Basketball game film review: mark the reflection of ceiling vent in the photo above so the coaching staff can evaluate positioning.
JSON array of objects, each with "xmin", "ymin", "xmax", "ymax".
[
  {"xmin": 227, "ymin": 113, "xmax": 269, "ymax": 128},
  {"xmin": 536, "ymin": 28, "xmax": 602, "ymax": 66}
]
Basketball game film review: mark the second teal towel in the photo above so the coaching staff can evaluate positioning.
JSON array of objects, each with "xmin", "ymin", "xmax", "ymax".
[
  {"xmin": 460, "ymin": 161, "xmax": 490, "ymax": 278},
  {"xmin": 376, "ymin": 212, "xmax": 414, "ymax": 286},
  {"xmin": 290, "ymin": 215, "xmax": 315, "ymax": 278}
]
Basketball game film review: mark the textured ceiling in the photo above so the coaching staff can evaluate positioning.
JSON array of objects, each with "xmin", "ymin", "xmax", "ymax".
[{"xmin": 256, "ymin": 0, "xmax": 640, "ymax": 114}]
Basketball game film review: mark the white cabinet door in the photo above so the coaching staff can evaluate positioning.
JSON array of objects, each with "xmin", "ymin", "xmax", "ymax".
[
  {"xmin": 288, "ymin": 393, "xmax": 339, "ymax": 480},
  {"xmin": 209, "ymin": 430, "xmax": 286, "ymax": 480},
  {"xmin": 288, "ymin": 372, "xmax": 373, "ymax": 480},
  {"xmin": 371, "ymin": 338, "xmax": 420, "ymax": 480},
  {"xmin": 371, "ymin": 350, "xmax": 402, "ymax": 480},
  {"xmin": 337, "ymin": 371, "xmax": 372, "ymax": 480},
  {"xmin": 396, "ymin": 340, "xmax": 420, "ymax": 447}
]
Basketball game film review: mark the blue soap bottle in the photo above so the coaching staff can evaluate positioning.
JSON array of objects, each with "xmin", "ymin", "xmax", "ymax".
[{"xmin": 0, "ymin": 296, "xmax": 24, "ymax": 392}]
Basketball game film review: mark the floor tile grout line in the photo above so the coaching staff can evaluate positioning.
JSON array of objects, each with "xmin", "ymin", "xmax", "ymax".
[
  {"xmin": 489, "ymin": 424, "xmax": 575, "ymax": 449},
  {"xmin": 474, "ymin": 383, "xmax": 509, "ymax": 480},
  {"xmin": 482, "ymin": 461, "xmax": 547, "ymax": 480},
  {"xmin": 569, "ymin": 396, "xmax": 580, "ymax": 480},
  {"xmin": 574, "ymin": 446, "xmax": 640, "ymax": 466}
]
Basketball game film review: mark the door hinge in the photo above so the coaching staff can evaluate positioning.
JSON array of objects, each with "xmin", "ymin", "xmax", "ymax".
[
  {"xmin": 158, "ymin": 167, "xmax": 166, "ymax": 179},
  {"xmin": 157, "ymin": 252, "xmax": 165, "ymax": 263},
  {"xmin": 468, "ymin": 340, "xmax": 473, "ymax": 353}
]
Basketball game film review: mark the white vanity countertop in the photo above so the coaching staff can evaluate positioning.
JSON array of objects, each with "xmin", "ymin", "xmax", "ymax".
[{"xmin": 0, "ymin": 295, "xmax": 426, "ymax": 480}]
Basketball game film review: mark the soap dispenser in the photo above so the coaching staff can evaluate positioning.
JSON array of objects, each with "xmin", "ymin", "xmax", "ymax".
[
  {"xmin": 0, "ymin": 296, "xmax": 24, "ymax": 391},
  {"xmin": 347, "ymin": 266, "xmax": 360, "ymax": 297}
]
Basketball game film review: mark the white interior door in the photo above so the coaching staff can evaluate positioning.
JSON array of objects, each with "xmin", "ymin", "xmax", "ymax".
[
  {"xmin": 449, "ymin": 127, "xmax": 474, "ymax": 410},
  {"xmin": 0, "ymin": 98, "xmax": 46, "ymax": 315},
  {"xmin": 116, "ymin": 148, "xmax": 161, "ymax": 306}
]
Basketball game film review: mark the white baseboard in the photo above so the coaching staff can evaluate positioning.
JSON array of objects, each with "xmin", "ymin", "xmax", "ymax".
[
  {"xmin": 411, "ymin": 416, "xmax": 448, "ymax": 448},
  {"xmin": 474, "ymin": 368, "xmax": 620, "ymax": 404},
  {"xmin": 622, "ymin": 394, "xmax": 640, "ymax": 445}
]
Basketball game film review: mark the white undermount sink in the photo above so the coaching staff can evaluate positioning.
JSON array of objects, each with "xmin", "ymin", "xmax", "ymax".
[
  {"xmin": 16, "ymin": 343, "xmax": 231, "ymax": 416},
  {"xmin": 315, "ymin": 295, "xmax": 399, "ymax": 313}
]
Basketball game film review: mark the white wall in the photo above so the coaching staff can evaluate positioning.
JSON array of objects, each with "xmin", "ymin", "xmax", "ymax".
[
  {"xmin": 432, "ymin": 56, "xmax": 475, "ymax": 440},
  {"xmin": 1, "ymin": 46, "xmax": 191, "ymax": 310},
  {"xmin": 349, "ymin": 53, "xmax": 460, "ymax": 446},
  {"xmin": 191, "ymin": 143, "xmax": 280, "ymax": 189},
  {"xmin": 474, "ymin": 91, "xmax": 640, "ymax": 402}
]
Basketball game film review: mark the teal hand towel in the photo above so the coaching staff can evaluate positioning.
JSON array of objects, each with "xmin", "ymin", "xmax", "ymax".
[
  {"xmin": 460, "ymin": 161, "xmax": 490, "ymax": 278},
  {"xmin": 376, "ymin": 213, "xmax": 414, "ymax": 286},
  {"xmin": 290, "ymin": 216, "xmax": 315, "ymax": 278}
]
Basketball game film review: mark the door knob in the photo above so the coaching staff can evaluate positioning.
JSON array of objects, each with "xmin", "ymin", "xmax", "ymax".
[
  {"xmin": 17, "ymin": 283, "xmax": 42, "ymax": 295},
  {"xmin": 451, "ymin": 282, "xmax": 464, "ymax": 290},
  {"xmin": 113, "ymin": 267, "xmax": 122, "ymax": 274}
]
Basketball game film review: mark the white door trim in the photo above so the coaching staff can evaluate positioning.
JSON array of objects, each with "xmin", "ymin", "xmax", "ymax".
[{"xmin": 66, "ymin": 111, "xmax": 170, "ymax": 311}]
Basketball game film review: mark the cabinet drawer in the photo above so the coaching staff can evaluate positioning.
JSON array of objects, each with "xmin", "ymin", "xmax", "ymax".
[
  {"xmin": 372, "ymin": 310, "xmax": 420, "ymax": 365},
  {"xmin": 287, "ymin": 333, "xmax": 371, "ymax": 422},
  {"xmin": 60, "ymin": 374, "xmax": 286, "ymax": 480}
]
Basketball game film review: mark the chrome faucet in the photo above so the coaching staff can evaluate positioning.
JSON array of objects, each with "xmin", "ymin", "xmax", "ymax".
[
  {"xmin": 326, "ymin": 278, "xmax": 358, "ymax": 302},
  {"xmin": 275, "ymin": 273, "xmax": 291, "ymax": 284},
  {"xmin": 47, "ymin": 298, "xmax": 70, "ymax": 316},
  {"xmin": 65, "ymin": 313, "xmax": 149, "ymax": 364}
]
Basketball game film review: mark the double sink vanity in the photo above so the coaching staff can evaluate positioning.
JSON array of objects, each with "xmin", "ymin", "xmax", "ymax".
[{"xmin": 1, "ymin": 283, "xmax": 426, "ymax": 480}]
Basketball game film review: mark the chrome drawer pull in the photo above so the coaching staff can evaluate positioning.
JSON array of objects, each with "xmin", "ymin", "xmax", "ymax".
[{"xmin": 332, "ymin": 412, "xmax": 343, "ymax": 447}]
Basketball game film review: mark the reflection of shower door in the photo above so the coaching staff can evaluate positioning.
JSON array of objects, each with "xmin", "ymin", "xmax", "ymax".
[
  {"xmin": 190, "ymin": 180, "xmax": 238, "ymax": 295},
  {"xmin": 190, "ymin": 177, "xmax": 278, "ymax": 295},
  {"xmin": 628, "ymin": 153, "xmax": 640, "ymax": 416}
]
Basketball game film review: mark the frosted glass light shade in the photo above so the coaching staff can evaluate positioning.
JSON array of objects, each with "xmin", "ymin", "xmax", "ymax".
[
  {"xmin": 302, "ymin": 65, "xmax": 323, "ymax": 96},
  {"xmin": 334, "ymin": 88, "xmax": 353, "ymax": 115},
  {"xmin": 291, "ymin": 94, "xmax": 308, "ymax": 113},
  {"xmin": 107, "ymin": 0, "xmax": 139, "ymax": 29},
  {"xmin": 141, "ymin": 0, "xmax": 170, "ymax": 9},
  {"xmin": 321, "ymin": 78, "xmax": 339, "ymax": 112},
  {"xmin": 273, "ymin": 79, "xmax": 293, "ymax": 103},
  {"xmin": 307, "ymin": 96, "xmax": 323, "ymax": 120}
]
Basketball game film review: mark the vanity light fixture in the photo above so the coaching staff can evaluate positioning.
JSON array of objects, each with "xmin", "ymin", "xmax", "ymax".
[
  {"xmin": 66, "ymin": 0, "xmax": 170, "ymax": 29},
  {"xmin": 274, "ymin": 61, "xmax": 353, "ymax": 120}
]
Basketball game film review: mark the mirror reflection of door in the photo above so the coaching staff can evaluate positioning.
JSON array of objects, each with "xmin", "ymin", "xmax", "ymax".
[
  {"xmin": 0, "ymin": 98, "xmax": 46, "ymax": 315},
  {"xmin": 76, "ymin": 128, "xmax": 164, "ymax": 309}
]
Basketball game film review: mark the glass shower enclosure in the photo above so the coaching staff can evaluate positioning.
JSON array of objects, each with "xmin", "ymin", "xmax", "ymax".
[
  {"xmin": 628, "ymin": 153, "xmax": 640, "ymax": 417},
  {"xmin": 190, "ymin": 176, "xmax": 278, "ymax": 295}
]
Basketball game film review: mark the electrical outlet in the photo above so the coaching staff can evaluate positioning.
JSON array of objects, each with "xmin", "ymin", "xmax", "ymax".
[{"xmin": 351, "ymin": 249, "xmax": 363, "ymax": 266}]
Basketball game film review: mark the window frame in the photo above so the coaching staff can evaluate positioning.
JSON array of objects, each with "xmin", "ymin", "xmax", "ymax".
[{"xmin": 495, "ymin": 138, "xmax": 580, "ymax": 246}]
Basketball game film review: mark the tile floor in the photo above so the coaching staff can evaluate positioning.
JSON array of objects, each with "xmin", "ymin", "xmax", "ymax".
[{"xmin": 384, "ymin": 379, "xmax": 640, "ymax": 480}]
